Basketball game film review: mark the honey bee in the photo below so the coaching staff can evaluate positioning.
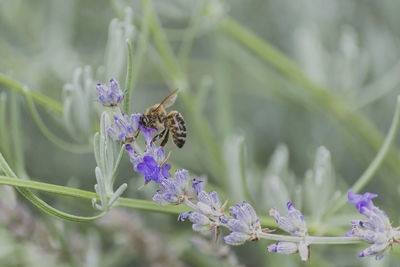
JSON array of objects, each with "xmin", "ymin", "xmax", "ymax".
[{"xmin": 139, "ymin": 88, "xmax": 186, "ymax": 148}]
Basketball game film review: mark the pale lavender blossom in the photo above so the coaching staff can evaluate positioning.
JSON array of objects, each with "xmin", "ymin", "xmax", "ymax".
[
  {"xmin": 222, "ymin": 201, "xmax": 262, "ymax": 246},
  {"xmin": 179, "ymin": 190, "xmax": 228, "ymax": 234},
  {"xmin": 268, "ymin": 202, "xmax": 309, "ymax": 261},
  {"xmin": 96, "ymin": 78, "xmax": 124, "ymax": 107},
  {"xmin": 179, "ymin": 211, "xmax": 213, "ymax": 232},
  {"xmin": 267, "ymin": 242, "xmax": 298, "ymax": 255},
  {"xmin": 347, "ymin": 191, "xmax": 399, "ymax": 260},
  {"xmin": 107, "ymin": 112, "xmax": 140, "ymax": 143},
  {"xmin": 153, "ymin": 169, "xmax": 198, "ymax": 205},
  {"xmin": 269, "ymin": 202, "xmax": 307, "ymax": 237}
]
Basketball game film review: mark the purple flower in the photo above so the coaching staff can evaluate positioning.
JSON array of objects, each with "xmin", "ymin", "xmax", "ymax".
[
  {"xmin": 347, "ymin": 191, "xmax": 399, "ymax": 260},
  {"xmin": 125, "ymin": 125, "xmax": 172, "ymax": 184},
  {"xmin": 267, "ymin": 242, "xmax": 298, "ymax": 254},
  {"xmin": 179, "ymin": 211, "xmax": 213, "ymax": 232},
  {"xmin": 96, "ymin": 78, "xmax": 124, "ymax": 107},
  {"xmin": 107, "ymin": 113, "xmax": 140, "ymax": 143},
  {"xmin": 191, "ymin": 178, "xmax": 205, "ymax": 195},
  {"xmin": 136, "ymin": 156, "xmax": 171, "ymax": 183},
  {"xmin": 268, "ymin": 202, "xmax": 309, "ymax": 261},
  {"xmin": 348, "ymin": 190, "xmax": 378, "ymax": 215},
  {"xmin": 138, "ymin": 123, "xmax": 157, "ymax": 145},
  {"xmin": 269, "ymin": 202, "xmax": 307, "ymax": 237},
  {"xmin": 152, "ymin": 169, "xmax": 196, "ymax": 205},
  {"xmin": 125, "ymin": 144, "xmax": 171, "ymax": 184},
  {"xmin": 179, "ymin": 190, "xmax": 228, "ymax": 234},
  {"xmin": 222, "ymin": 201, "xmax": 262, "ymax": 246}
]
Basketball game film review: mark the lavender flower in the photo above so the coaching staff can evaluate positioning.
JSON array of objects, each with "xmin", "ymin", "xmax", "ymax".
[
  {"xmin": 125, "ymin": 143, "xmax": 170, "ymax": 183},
  {"xmin": 268, "ymin": 202, "xmax": 309, "ymax": 261},
  {"xmin": 124, "ymin": 124, "xmax": 171, "ymax": 183},
  {"xmin": 191, "ymin": 178, "xmax": 205, "ymax": 195},
  {"xmin": 347, "ymin": 190, "xmax": 399, "ymax": 260},
  {"xmin": 179, "ymin": 211, "xmax": 213, "ymax": 232},
  {"xmin": 179, "ymin": 190, "xmax": 228, "ymax": 234},
  {"xmin": 153, "ymin": 169, "xmax": 198, "ymax": 205},
  {"xmin": 96, "ymin": 78, "xmax": 124, "ymax": 107},
  {"xmin": 269, "ymin": 202, "xmax": 307, "ymax": 237},
  {"xmin": 107, "ymin": 112, "xmax": 141, "ymax": 143},
  {"xmin": 222, "ymin": 201, "xmax": 262, "ymax": 246},
  {"xmin": 348, "ymin": 190, "xmax": 378, "ymax": 214},
  {"xmin": 267, "ymin": 242, "xmax": 298, "ymax": 255}
]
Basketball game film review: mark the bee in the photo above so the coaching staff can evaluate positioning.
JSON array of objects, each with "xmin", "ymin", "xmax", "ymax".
[{"xmin": 139, "ymin": 88, "xmax": 186, "ymax": 148}]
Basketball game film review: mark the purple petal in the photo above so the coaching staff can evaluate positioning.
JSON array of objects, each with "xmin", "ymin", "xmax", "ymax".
[
  {"xmin": 267, "ymin": 242, "xmax": 298, "ymax": 254},
  {"xmin": 191, "ymin": 178, "xmax": 204, "ymax": 195},
  {"xmin": 222, "ymin": 232, "xmax": 249, "ymax": 246},
  {"xmin": 226, "ymin": 219, "xmax": 249, "ymax": 233},
  {"xmin": 178, "ymin": 212, "xmax": 191, "ymax": 221},
  {"xmin": 348, "ymin": 190, "xmax": 378, "ymax": 213},
  {"xmin": 161, "ymin": 164, "xmax": 171, "ymax": 178}
]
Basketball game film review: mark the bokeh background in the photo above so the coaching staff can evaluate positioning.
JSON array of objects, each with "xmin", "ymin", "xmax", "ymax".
[{"xmin": 1, "ymin": 0, "xmax": 400, "ymax": 266}]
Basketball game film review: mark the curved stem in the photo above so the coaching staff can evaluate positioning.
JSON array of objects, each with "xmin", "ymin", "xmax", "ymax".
[
  {"xmin": 24, "ymin": 91, "xmax": 92, "ymax": 154},
  {"xmin": 111, "ymin": 144, "xmax": 125, "ymax": 187},
  {"xmin": 10, "ymin": 92, "xmax": 26, "ymax": 176},
  {"xmin": 219, "ymin": 16, "xmax": 400, "ymax": 181},
  {"xmin": 324, "ymin": 95, "xmax": 400, "ymax": 218},
  {"xmin": 127, "ymin": 0, "xmax": 152, "ymax": 108},
  {"xmin": 148, "ymin": 1, "xmax": 227, "ymax": 186},
  {"xmin": 0, "ymin": 93, "xmax": 11, "ymax": 164},
  {"xmin": 0, "ymin": 174, "xmax": 189, "ymax": 215},
  {"xmin": 178, "ymin": 0, "xmax": 205, "ymax": 69},
  {"xmin": 0, "ymin": 72, "xmax": 63, "ymax": 114},
  {"xmin": 0, "ymin": 153, "xmax": 105, "ymax": 222}
]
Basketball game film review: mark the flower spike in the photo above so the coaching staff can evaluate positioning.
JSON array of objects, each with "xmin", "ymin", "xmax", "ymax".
[
  {"xmin": 347, "ymin": 191, "xmax": 399, "ymax": 260},
  {"xmin": 96, "ymin": 78, "xmax": 125, "ymax": 107},
  {"xmin": 107, "ymin": 112, "xmax": 141, "ymax": 143},
  {"xmin": 222, "ymin": 201, "xmax": 262, "ymax": 246},
  {"xmin": 268, "ymin": 202, "xmax": 309, "ymax": 261}
]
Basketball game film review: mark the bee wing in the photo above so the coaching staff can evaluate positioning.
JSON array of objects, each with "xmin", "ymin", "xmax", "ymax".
[{"xmin": 155, "ymin": 88, "xmax": 179, "ymax": 110}]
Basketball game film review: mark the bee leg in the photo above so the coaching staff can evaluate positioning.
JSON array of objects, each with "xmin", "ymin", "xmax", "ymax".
[
  {"xmin": 152, "ymin": 128, "xmax": 166, "ymax": 143},
  {"xmin": 160, "ymin": 129, "xmax": 170, "ymax": 147},
  {"xmin": 134, "ymin": 129, "xmax": 140, "ymax": 140}
]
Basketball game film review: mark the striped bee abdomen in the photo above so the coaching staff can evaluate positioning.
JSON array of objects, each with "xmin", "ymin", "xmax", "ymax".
[{"xmin": 166, "ymin": 111, "xmax": 186, "ymax": 148}]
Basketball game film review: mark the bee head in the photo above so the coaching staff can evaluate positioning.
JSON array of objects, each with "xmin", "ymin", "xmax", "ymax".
[{"xmin": 140, "ymin": 115, "xmax": 149, "ymax": 127}]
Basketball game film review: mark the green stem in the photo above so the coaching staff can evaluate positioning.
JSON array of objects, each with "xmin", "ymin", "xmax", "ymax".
[
  {"xmin": 259, "ymin": 232, "xmax": 362, "ymax": 245},
  {"xmin": 0, "ymin": 72, "xmax": 63, "ymax": 114},
  {"xmin": 123, "ymin": 40, "xmax": 134, "ymax": 113},
  {"xmin": 0, "ymin": 153, "xmax": 105, "ymax": 222},
  {"xmin": 219, "ymin": 16, "xmax": 400, "ymax": 180},
  {"xmin": 10, "ymin": 92, "xmax": 26, "ymax": 177},
  {"xmin": 148, "ymin": 1, "xmax": 227, "ymax": 186},
  {"xmin": 324, "ymin": 96, "xmax": 400, "ymax": 217},
  {"xmin": 0, "ymin": 174, "xmax": 353, "ymax": 235},
  {"xmin": 0, "ymin": 175, "xmax": 188, "ymax": 215},
  {"xmin": 127, "ymin": 0, "xmax": 152, "ymax": 109},
  {"xmin": 177, "ymin": 0, "xmax": 205, "ymax": 69},
  {"xmin": 148, "ymin": 0, "xmax": 183, "ymax": 84},
  {"xmin": 0, "ymin": 93, "xmax": 11, "ymax": 161},
  {"xmin": 111, "ymin": 144, "xmax": 125, "ymax": 187},
  {"xmin": 24, "ymin": 90, "xmax": 92, "ymax": 154}
]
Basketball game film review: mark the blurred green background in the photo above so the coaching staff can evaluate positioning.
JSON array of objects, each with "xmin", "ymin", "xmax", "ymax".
[{"xmin": 1, "ymin": 0, "xmax": 400, "ymax": 266}]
